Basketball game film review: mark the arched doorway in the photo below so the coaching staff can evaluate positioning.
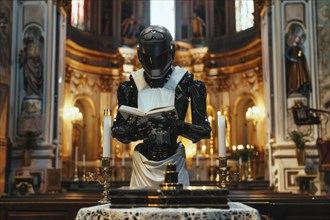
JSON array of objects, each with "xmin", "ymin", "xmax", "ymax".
[
  {"xmin": 73, "ymin": 98, "xmax": 99, "ymax": 162},
  {"xmin": 233, "ymin": 96, "xmax": 256, "ymax": 147}
]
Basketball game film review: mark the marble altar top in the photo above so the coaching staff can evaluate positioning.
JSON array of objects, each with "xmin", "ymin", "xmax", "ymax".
[{"xmin": 75, "ymin": 202, "xmax": 261, "ymax": 220}]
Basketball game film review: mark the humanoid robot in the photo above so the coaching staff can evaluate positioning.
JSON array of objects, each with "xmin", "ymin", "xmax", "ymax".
[{"xmin": 112, "ymin": 25, "xmax": 210, "ymax": 187}]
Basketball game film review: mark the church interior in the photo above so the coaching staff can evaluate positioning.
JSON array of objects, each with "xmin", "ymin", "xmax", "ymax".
[{"xmin": 1, "ymin": 0, "xmax": 330, "ymax": 219}]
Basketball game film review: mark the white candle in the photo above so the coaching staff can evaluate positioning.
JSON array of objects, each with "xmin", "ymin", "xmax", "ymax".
[
  {"xmin": 83, "ymin": 153, "xmax": 86, "ymax": 167},
  {"xmin": 196, "ymin": 153, "xmax": 199, "ymax": 166},
  {"xmin": 217, "ymin": 111, "xmax": 226, "ymax": 157},
  {"xmin": 103, "ymin": 109, "xmax": 112, "ymax": 157},
  {"xmin": 75, "ymin": 146, "xmax": 78, "ymax": 166},
  {"xmin": 121, "ymin": 154, "xmax": 125, "ymax": 166}
]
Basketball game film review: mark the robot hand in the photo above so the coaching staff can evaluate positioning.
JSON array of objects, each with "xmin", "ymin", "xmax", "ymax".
[
  {"xmin": 127, "ymin": 115, "xmax": 152, "ymax": 140},
  {"xmin": 148, "ymin": 111, "xmax": 178, "ymax": 131}
]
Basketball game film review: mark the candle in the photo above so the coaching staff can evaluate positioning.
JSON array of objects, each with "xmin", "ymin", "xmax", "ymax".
[
  {"xmin": 103, "ymin": 109, "xmax": 112, "ymax": 157},
  {"xmin": 121, "ymin": 154, "xmax": 125, "ymax": 166},
  {"xmin": 217, "ymin": 111, "xmax": 226, "ymax": 157},
  {"xmin": 83, "ymin": 153, "xmax": 86, "ymax": 167},
  {"xmin": 74, "ymin": 146, "xmax": 78, "ymax": 167},
  {"xmin": 196, "ymin": 153, "xmax": 199, "ymax": 166}
]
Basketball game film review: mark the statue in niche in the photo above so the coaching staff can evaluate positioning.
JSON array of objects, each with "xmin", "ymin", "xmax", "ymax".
[
  {"xmin": 121, "ymin": 15, "xmax": 137, "ymax": 46},
  {"xmin": 17, "ymin": 34, "xmax": 43, "ymax": 137},
  {"xmin": 192, "ymin": 12, "xmax": 205, "ymax": 39},
  {"xmin": 19, "ymin": 35, "xmax": 43, "ymax": 98},
  {"xmin": 112, "ymin": 25, "xmax": 211, "ymax": 187},
  {"xmin": 285, "ymin": 26, "xmax": 312, "ymax": 97},
  {"xmin": 121, "ymin": 15, "xmax": 137, "ymax": 38}
]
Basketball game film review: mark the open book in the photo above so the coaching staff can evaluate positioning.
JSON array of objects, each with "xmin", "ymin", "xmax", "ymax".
[{"xmin": 118, "ymin": 105, "xmax": 177, "ymax": 122}]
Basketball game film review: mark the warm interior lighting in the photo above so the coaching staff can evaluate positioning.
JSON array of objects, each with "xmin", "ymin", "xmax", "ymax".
[
  {"xmin": 201, "ymin": 145, "xmax": 206, "ymax": 152},
  {"xmin": 245, "ymin": 106, "xmax": 263, "ymax": 124},
  {"xmin": 65, "ymin": 107, "xmax": 83, "ymax": 123}
]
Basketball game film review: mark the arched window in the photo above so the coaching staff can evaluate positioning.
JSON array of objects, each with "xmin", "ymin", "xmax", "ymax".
[
  {"xmin": 71, "ymin": 0, "xmax": 85, "ymax": 29},
  {"xmin": 235, "ymin": 0, "xmax": 254, "ymax": 32},
  {"xmin": 150, "ymin": 0, "xmax": 176, "ymax": 38}
]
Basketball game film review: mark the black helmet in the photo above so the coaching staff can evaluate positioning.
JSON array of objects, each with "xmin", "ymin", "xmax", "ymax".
[{"xmin": 137, "ymin": 25, "xmax": 175, "ymax": 87}]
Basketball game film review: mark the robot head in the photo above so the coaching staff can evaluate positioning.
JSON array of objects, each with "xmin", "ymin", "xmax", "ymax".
[{"xmin": 137, "ymin": 25, "xmax": 175, "ymax": 87}]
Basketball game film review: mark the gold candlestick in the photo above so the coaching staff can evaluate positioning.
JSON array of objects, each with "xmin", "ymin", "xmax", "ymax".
[
  {"xmin": 196, "ymin": 165, "xmax": 200, "ymax": 181},
  {"xmin": 217, "ymin": 157, "xmax": 240, "ymax": 188},
  {"xmin": 82, "ymin": 166, "xmax": 87, "ymax": 182},
  {"xmin": 74, "ymin": 165, "xmax": 79, "ymax": 182},
  {"xmin": 86, "ymin": 157, "xmax": 112, "ymax": 204},
  {"xmin": 217, "ymin": 157, "xmax": 230, "ymax": 188},
  {"xmin": 121, "ymin": 165, "xmax": 126, "ymax": 181},
  {"xmin": 209, "ymin": 164, "xmax": 215, "ymax": 181},
  {"xmin": 209, "ymin": 123, "xmax": 215, "ymax": 181}
]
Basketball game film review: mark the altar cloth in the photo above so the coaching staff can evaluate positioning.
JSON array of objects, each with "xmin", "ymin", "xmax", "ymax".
[{"xmin": 75, "ymin": 202, "xmax": 261, "ymax": 220}]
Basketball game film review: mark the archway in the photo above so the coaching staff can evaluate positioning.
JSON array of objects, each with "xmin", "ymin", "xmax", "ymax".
[{"xmin": 233, "ymin": 95, "xmax": 256, "ymax": 147}]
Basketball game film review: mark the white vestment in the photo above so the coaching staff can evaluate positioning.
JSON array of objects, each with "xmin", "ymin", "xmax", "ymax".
[{"xmin": 129, "ymin": 66, "xmax": 190, "ymax": 187}]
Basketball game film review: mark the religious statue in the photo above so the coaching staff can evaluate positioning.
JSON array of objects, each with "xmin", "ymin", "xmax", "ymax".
[
  {"xmin": 19, "ymin": 35, "xmax": 43, "ymax": 98},
  {"xmin": 121, "ymin": 15, "xmax": 137, "ymax": 38},
  {"xmin": 285, "ymin": 33, "xmax": 312, "ymax": 97},
  {"xmin": 192, "ymin": 11, "xmax": 205, "ymax": 39},
  {"xmin": 121, "ymin": 15, "xmax": 137, "ymax": 46},
  {"xmin": 112, "ymin": 25, "xmax": 211, "ymax": 187}
]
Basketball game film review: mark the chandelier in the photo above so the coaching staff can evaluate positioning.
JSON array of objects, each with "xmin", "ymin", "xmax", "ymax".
[
  {"xmin": 65, "ymin": 107, "xmax": 83, "ymax": 123},
  {"xmin": 245, "ymin": 106, "xmax": 262, "ymax": 125}
]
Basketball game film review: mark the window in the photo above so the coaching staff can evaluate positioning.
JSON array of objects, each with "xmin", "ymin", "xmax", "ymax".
[
  {"xmin": 71, "ymin": 0, "xmax": 85, "ymax": 29},
  {"xmin": 150, "ymin": 0, "xmax": 175, "ymax": 38},
  {"xmin": 235, "ymin": 0, "xmax": 254, "ymax": 32}
]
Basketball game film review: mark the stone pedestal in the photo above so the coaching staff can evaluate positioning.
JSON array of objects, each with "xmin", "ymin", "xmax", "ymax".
[
  {"xmin": 11, "ymin": 144, "xmax": 55, "ymax": 193},
  {"xmin": 17, "ymin": 97, "xmax": 43, "ymax": 136}
]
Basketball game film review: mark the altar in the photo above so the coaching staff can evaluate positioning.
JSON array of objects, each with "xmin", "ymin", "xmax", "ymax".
[{"xmin": 75, "ymin": 202, "xmax": 261, "ymax": 220}]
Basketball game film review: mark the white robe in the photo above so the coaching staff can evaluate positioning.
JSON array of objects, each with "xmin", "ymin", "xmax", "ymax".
[{"xmin": 129, "ymin": 66, "xmax": 190, "ymax": 187}]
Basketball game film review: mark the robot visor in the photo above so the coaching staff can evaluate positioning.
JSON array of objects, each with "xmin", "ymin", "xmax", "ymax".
[{"xmin": 141, "ymin": 51, "xmax": 170, "ymax": 71}]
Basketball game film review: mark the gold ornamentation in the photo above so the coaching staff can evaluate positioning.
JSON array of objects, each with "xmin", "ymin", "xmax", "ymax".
[
  {"xmin": 217, "ymin": 157, "xmax": 239, "ymax": 188},
  {"xmin": 86, "ymin": 157, "xmax": 112, "ymax": 204}
]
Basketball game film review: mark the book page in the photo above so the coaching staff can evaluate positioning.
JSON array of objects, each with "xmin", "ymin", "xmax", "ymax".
[
  {"xmin": 119, "ymin": 105, "xmax": 177, "ymax": 121},
  {"xmin": 118, "ymin": 105, "xmax": 146, "ymax": 119}
]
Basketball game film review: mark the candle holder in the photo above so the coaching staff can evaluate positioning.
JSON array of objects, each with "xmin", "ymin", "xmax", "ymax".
[
  {"xmin": 82, "ymin": 166, "xmax": 87, "ymax": 182},
  {"xmin": 195, "ymin": 164, "xmax": 200, "ymax": 181},
  {"xmin": 73, "ymin": 164, "xmax": 79, "ymax": 182},
  {"xmin": 217, "ymin": 157, "xmax": 240, "ymax": 188},
  {"xmin": 86, "ymin": 157, "xmax": 112, "ymax": 204},
  {"xmin": 121, "ymin": 165, "xmax": 126, "ymax": 181},
  {"xmin": 209, "ymin": 165, "xmax": 215, "ymax": 181},
  {"xmin": 217, "ymin": 157, "xmax": 230, "ymax": 188}
]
